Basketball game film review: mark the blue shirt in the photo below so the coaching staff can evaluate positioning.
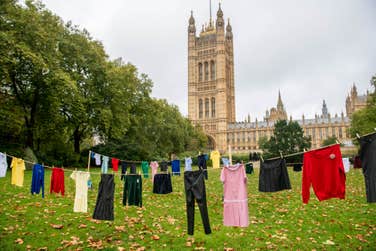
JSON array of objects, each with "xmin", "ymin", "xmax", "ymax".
[{"xmin": 31, "ymin": 164, "xmax": 44, "ymax": 198}]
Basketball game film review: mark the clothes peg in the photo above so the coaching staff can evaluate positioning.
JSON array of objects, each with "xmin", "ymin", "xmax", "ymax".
[
  {"xmin": 279, "ymin": 151, "xmax": 283, "ymax": 159},
  {"xmin": 260, "ymin": 154, "xmax": 264, "ymax": 162},
  {"xmin": 335, "ymin": 139, "xmax": 340, "ymax": 144},
  {"xmin": 356, "ymin": 133, "xmax": 360, "ymax": 139}
]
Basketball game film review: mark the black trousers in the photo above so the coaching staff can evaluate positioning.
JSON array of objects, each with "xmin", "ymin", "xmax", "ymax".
[
  {"xmin": 184, "ymin": 170, "xmax": 211, "ymax": 235},
  {"xmin": 359, "ymin": 132, "xmax": 376, "ymax": 203}
]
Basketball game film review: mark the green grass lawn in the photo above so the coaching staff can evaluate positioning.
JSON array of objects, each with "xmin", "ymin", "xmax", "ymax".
[{"xmin": 0, "ymin": 165, "xmax": 375, "ymax": 250}]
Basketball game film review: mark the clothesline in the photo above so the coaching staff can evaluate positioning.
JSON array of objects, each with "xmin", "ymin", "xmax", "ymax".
[
  {"xmin": 3, "ymin": 152, "xmax": 218, "ymax": 176},
  {"xmin": 264, "ymin": 130, "xmax": 376, "ymax": 162}
]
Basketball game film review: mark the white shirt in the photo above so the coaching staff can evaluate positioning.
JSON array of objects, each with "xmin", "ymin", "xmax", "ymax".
[
  {"xmin": 342, "ymin": 158, "xmax": 350, "ymax": 173},
  {"xmin": 0, "ymin": 153, "xmax": 7, "ymax": 177}
]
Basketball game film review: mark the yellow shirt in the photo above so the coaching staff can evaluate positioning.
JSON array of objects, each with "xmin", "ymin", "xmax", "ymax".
[
  {"xmin": 210, "ymin": 150, "xmax": 221, "ymax": 169},
  {"xmin": 11, "ymin": 157, "xmax": 26, "ymax": 187}
]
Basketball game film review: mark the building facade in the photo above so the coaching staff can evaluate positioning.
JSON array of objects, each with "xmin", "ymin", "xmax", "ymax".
[{"xmin": 187, "ymin": 5, "xmax": 368, "ymax": 153}]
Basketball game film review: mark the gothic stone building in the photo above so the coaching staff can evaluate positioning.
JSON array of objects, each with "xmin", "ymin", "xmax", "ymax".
[{"xmin": 187, "ymin": 5, "xmax": 368, "ymax": 153}]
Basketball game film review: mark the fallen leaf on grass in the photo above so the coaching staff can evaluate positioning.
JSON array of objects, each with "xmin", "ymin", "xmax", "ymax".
[
  {"xmin": 14, "ymin": 238, "xmax": 24, "ymax": 244},
  {"xmin": 152, "ymin": 235, "xmax": 160, "ymax": 240},
  {"xmin": 37, "ymin": 247, "xmax": 48, "ymax": 251},
  {"xmin": 78, "ymin": 224, "xmax": 87, "ymax": 229},
  {"xmin": 115, "ymin": 225, "xmax": 125, "ymax": 232},
  {"xmin": 356, "ymin": 234, "xmax": 368, "ymax": 243},
  {"xmin": 51, "ymin": 224, "xmax": 64, "ymax": 229},
  {"xmin": 322, "ymin": 240, "xmax": 335, "ymax": 245}
]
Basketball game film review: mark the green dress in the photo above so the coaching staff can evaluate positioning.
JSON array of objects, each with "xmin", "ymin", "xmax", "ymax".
[{"xmin": 141, "ymin": 161, "xmax": 149, "ymax": 178}]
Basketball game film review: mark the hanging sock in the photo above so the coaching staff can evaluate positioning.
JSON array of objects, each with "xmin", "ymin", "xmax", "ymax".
[{"xmin": 150, "ymin": 161, "xmax": 159, "ymax": 182}]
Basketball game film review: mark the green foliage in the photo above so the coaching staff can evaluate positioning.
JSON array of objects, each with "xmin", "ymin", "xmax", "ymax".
[
  {"xmin": 350, "ymin": 75, "xmax": 376, "ymax": 137},
  {"xmin": 321, "ymin": 136, "xmax": 338, "ymax": 147},
  {"xmin": 0, "ymin": 1, "xmax": 206, "ymax": 165},
  {"xmin": 260, "ymin": 120, "xmax": 311, "ymax": 160}
]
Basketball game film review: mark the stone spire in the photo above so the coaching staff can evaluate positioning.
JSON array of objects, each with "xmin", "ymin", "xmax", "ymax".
[
  {"xmin": 277, "ymin": 90, "xmax": 284, "ymax": 111},
  {"xmin": 188, "ymin": 11, "xmax": 196, "ymax": 34},
  {"xmin": 322, "ymin": 99, "xmax": 328, "ymax": 118}
]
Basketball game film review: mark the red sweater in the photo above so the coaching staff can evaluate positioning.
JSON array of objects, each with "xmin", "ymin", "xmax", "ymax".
[
  {"xmin": 50, "ymin": 167, "xmax": 65, "ymax": 196},
  {"xmin": 302, "ymin": 144, "xmax": 346, "ymax": 204}
]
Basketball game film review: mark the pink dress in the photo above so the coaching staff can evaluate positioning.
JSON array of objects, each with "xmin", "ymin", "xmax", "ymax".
[
  {"xmin": 221, "ymin": 164, "xmax": 249, "ymax": 227},
  {"xmin": 150, "ymin": 161, "xmax": 159, "ymax": 182}
]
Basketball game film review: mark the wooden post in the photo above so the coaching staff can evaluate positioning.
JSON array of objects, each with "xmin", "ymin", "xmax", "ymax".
[{"xmin": 87, "ymin": 150, "xmax": 91, "ymax": 172}]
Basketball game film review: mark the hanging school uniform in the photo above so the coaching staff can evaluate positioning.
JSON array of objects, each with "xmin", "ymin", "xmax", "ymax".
[
  {"xmin": 184, "ymin": 169, "xmax": 211, "ymax": 235},
  {"xmin": 50, "ymin": 167, "xmax": 65, "ymax": 196},
  {"xmin": 153, "ymin": 173, "xmax": 173, "ymax": 194},
  {"xmin": 221, "ymin": 164, "xmax": 249, "ymax": 227},
  {"xmin": 150, "ymin": 161, "xmax": 159, "ymax": 182},
  {"xmin": 210, "ymin": 150, "xmax": 221, "ymax": 169},
  {"xmin": 93, "ymin": 174, "xmax": 115, "ymax": 220},
  {"xmin": 198, "ymin": 154, "xmax": 208, "ymax": 179},
  {"xmin": 101, "ymin": 156, "xmax": 109, "ymax": 173},
  {"xmin": 160, "ymin": 161, "xmax": 169, "ymax": 172},
  {"xmin": 70, "ymin": 171, "xmax": 90, "ymax": 213},
  {"xmin": 112, "ymin": 158, "xmax": 120, "ymax": 172},
  {"xmin": 185, "ymin": 157, "xmax": 192, "ymax": 171},
  {"xmin": 0, "ymin": 152, "xmax": 8, "ymax": 177},
  {"xmin": 222, "ymin": 157, "xmax": 230, "ymax": 167},
  {"xmin": 342, "ymin": 158, "xmax": 350, "ymax": 173},
  {"xmin": 259, "ymin": 158, "xmax": 291, "ymax": 192},
  {"xmin": 94, "ymin": 153, "xmax": 101, "ymax": 166},
  {"xmin": 302, "ymin": 144, "xmax": 346, "ymax": 204},
  {"xmin": 123, "ymin": 174, "xmax": 142, "ymax": 207},
  {"xmin": 31, "ymin": 164, "xmax": 44, "ymax": 198},
  {"xmin": 141, "ymin": 161, "xmax": 149, "ymax": 178},
  {"xmin": 120, "ymin": 161, "xmax": 127, "ymax": 180},
  {"xmin": 11, "ymin": 157, "xmax": 26, "ymax": 187},
  {"xmin": 245, "ymin": 163, "xmax": 254, "ymax": 174},
  {"xmin": 358, "ymin": 132, "xmax": 376, "ymax": 203},
  {"xmin": 171, "ymin": 159, "xmax": 181, "ymax": 176}
]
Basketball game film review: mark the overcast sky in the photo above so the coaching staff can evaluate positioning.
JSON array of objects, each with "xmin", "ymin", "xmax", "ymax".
[{"xmin": 41, "ymin": 0, "xmax": 376, "ymax": 121}]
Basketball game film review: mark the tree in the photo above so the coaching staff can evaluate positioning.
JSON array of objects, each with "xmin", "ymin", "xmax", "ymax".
[
  {"xmin": 350, "ymin": 75, "xmax": 376, "ymax": 136},
  {"xmin": 260, "ymin": 120, "xmax": 311, "ymax": 159},
  {"xmin": 321, "ymin": 136, "xmax": 338, "ymax": 147}
]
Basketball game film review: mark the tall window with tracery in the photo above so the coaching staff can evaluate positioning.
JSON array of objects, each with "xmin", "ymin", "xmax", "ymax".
[
  {"xmin": 205, "ymin": 98, "xmax": 209, "ymax": 117},
  {"xmin": 211, "ymin": 97, "xmax": 215, "ymax": 117},
  {"xmin": 198, "ymin": 63, "xmax": 203, "ymax": 82},
  {"xmin": 204, "ymin": 62, "xmax": 209, "ymax": 81},
  {"xmin": 210, "ymin": 60, "xmax": 215, "ymax": 80},
  {"xmin": 199, "ymin": 99, "xmax": 203, "ymax": 118}
]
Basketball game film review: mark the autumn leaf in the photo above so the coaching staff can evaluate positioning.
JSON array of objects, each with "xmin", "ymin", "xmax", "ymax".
[
  {"xmin": 152, "ymin": 235, "xmax": 160, "ymax": 240},
  {"xmin": 14, "ymin": 238, "xmax": 24, "ymax": 244},
  {"xmin": 50, "ymin": 224, "xmax": 64, "ymax": 229}
]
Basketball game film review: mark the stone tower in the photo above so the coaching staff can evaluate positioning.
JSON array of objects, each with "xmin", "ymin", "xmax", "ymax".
[{"xmin": 187, "ymin": 4, "xmax": 235, "ymax": 152}]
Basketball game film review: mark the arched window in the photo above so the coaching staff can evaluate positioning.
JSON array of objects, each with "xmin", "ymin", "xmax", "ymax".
[
  {"xmin": 211, "ymin": 97, "xmax": 215, "ymax": 117},
  {"xmin": 204, "ymin": 62, "xmax": 209, "ymax": 81},
  {"xmin": 198, "ymin": 63, "xmax": 203, "ymax": 82},
  {"xmin": 210, "ymin": 60, "xmax": 215, "ymax": 80},
  {"xmin": 205, "ymin": 98, "xmax": 209, "ymax": 117},
  {"xmin": 199, "ymin": 99, "xmax": 203, "ymax": 118}
]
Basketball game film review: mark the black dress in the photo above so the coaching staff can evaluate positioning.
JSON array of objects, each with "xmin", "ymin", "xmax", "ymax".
[{"xmin": 93, "ymin": 174, "xmax": 115, "ymax": 221}]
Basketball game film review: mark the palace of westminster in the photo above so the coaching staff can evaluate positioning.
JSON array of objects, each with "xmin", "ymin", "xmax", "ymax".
[{"xmin": 187, "ymin": 4, "xmax": 370, "ymax": 153}]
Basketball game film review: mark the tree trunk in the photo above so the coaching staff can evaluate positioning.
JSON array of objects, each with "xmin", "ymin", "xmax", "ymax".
[{"xmin": 73, "ymin": 126, "xmax": 81, "ymax": 153}]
